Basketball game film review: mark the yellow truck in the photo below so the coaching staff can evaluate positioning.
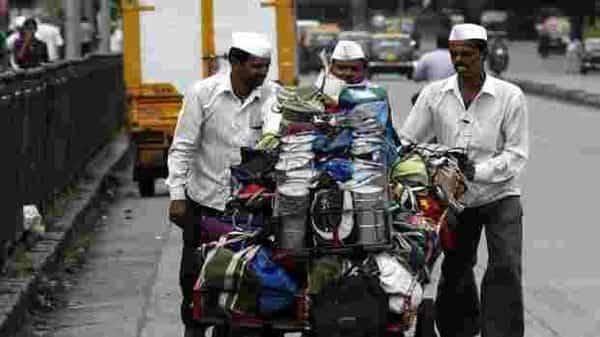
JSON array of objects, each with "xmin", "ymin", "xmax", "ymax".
[{"xmin": 120, "ymin": 0, "xmax": 297, "ymax": 196}]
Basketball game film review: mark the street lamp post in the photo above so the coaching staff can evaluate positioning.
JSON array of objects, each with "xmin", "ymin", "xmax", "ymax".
[{"xmin": 64, "ymin": 0, "xmax": 81, "ymax": 59}]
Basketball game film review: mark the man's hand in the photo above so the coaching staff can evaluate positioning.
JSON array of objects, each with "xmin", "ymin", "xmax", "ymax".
[{"xmin": 168, "ymin": 200, "xmax": 187, "ymax": 225}]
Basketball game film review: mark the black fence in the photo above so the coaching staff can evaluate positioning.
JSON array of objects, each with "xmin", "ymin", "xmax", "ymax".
[{"xmin": 0, "ymin": 54, "xmax": 125, "ymax": 249}]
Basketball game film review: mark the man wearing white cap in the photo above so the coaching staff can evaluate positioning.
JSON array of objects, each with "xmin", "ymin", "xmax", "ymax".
[
  {"xmin": 314, "ymin": 39, "xmax": 399, "ymax": 143},
  {"xmin": 399, "ymin": 23, "xmax": 529, "ymax": 337},
  {"xmin": 166, "ymin": 31, "xmax": 275, "ymax": 337},
  {"xmin": 315, "ymin": 39, "xmax": 370, "ymax": 104}
]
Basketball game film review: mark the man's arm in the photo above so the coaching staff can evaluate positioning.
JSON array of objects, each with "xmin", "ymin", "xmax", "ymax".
[
  {"xmin": 473, "ymin": 92, "xmax": 529, "ymax": 183},
  {"xmin": 397, "ymin": 84, "xmax": 435, "ymax": 146},
  {"xmin": 165, "ymin": 84, "xmax": 204, "ymax": 200},
  {"xmin": 411, "ymin": 54, "xmax": 428, "ymax": 82}
]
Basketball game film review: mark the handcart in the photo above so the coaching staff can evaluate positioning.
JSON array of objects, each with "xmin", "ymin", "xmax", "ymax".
[
  {"xmin": 191, "ymin": 85, "xmax": 466, "ymax": 337},
  {"xmin": 192, "ymin": 196, "xmax": 443, "ymax": 337}
]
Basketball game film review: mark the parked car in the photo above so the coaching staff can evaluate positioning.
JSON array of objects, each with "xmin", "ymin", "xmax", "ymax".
[
  {"xmin": 581, "ymin": 37, "xmax": 600, "ymax": 74},
  {"xmin": 385, "ymin": 16, "xmax": 421, "ymax": 50},
  {"xmin": 368, "ymin": 33, "xmax": 417, "ymax": 75}
]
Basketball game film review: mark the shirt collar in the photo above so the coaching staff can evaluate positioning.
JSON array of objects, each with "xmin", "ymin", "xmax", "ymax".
[
  {"xmin": 442, "ymin": 73, "xmax": 497, "ymax": 98},
  {"xmin": 216, "ymin": 71, "xmax": 263, "ymax": 101}
]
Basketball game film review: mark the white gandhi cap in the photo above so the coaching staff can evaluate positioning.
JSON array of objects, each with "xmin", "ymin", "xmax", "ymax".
[
  {"xmin": 331, "ymin": 40, "xmax": 366, "ymax": 61},
  {"xmin": 449, "ymin": 23, "xmax": 488, "ymax": 41},
  {"xmin": 231, "ymin": 32, "xmax": 272, "ymax": 58}
]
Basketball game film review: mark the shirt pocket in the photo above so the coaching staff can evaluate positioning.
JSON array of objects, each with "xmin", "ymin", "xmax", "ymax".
[{"xmin": 472, "ymin": 111, "xmax": 502, "ymax": 152}]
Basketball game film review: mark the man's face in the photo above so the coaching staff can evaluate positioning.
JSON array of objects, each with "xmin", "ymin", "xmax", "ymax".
[
  {"xmin": 237, "ymin": 56, "xmax": 270, "ymax": 90},
  {"xmin": 330, "ymin": 59, "xmax": 366, "ymax": 84},
  {"xmin": 449, "ymin": 41, "xmax": 483, "ymax": 78},
  {"xmin": 22, "ymin": 23, "xmax": 36, "ymax": 37}
]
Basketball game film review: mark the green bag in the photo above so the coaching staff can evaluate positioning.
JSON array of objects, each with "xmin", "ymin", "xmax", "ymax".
[
  {"xmin": 307, "ymin": 256, "xmax": 344, "ymax": 295},
  {"xmin": 390, "ymin": 153, "xmax": 429, "ymax": 186}
]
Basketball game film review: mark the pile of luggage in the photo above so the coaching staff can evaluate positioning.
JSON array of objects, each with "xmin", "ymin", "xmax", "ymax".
[{"xmin": 192, "ymin": 84, "xmax": 468, "ymax": 336}]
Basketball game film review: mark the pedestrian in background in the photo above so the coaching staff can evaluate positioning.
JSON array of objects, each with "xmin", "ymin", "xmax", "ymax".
[
  {"xmin": 410, "ymin": 33, "xmax": 455, "ymax": 82},
  {"xmin": 13, "ymin": 18, "xmax": 48, "ymax": 69},
  {"xmin": 80, "ymin": 16, "xmax": 95, "ymax": 55},
  {"xmin": 407, "ymin": 31, "xmax": 455, "ymax": 104},
  {"xmin": 110, "ymin": 20, "xmax": 123, "ymax": 53},
  {"xmin": 399, "ymin": 23, "xmax": 529, "ymax": 337},
  {"xmin": 565, "ymin": 36, "xmax": 583, "ymax": 74},
  {"xmin": 166, "ymin": 32, "xmax": 275, "ymax": 337},
  {"xmin": 36, "ymin": 16, "xmax": 64, "ymax": 62}
]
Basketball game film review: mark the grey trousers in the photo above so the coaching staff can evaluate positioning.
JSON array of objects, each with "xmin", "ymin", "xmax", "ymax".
[{"xmin": 435, "ymin": 196, "xmax": 524, "ymax": 337}]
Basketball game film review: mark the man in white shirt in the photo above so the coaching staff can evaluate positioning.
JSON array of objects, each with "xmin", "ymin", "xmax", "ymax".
[
  {"xmin": 166, "ymin": 32, "xmax": 274, "ymax": 337},
  {"xmin": 399, "ymin": 24, "xmax": 528, "ymax": 337},
  {"xmin": 36, "ymin": 18, "xmax": 64, "ymax": 61}
]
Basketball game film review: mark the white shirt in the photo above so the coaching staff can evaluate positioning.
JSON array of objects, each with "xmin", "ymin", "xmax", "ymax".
[
  {"xmin": 36, "ymin": 23, "xmax": 64, "ymax": 61},
  {"xmin": 166, "ymin": 72, "xmax": 278, "ymax": 211},
  {"xmin": 412, "ymin": 48, "xmax": 455, "ymax": 82},
  {"xmin": 399, "ymin": 74, "xmax": 529, "ymax": 207},
  {"xmin": 110, "ymin": 29, "xmax": 123, "ymax": 53}
]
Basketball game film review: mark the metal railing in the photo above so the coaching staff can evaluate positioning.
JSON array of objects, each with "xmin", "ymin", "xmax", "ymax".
[{"xmin": 0, "ymin": 54, "xmax": 125, "ymax": 249}]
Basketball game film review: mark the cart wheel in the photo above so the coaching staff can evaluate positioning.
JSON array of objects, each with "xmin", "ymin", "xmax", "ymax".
[
  {"xmin": 138, "ymin": 178, "xmax": 155, "ymax": 197},
  {"xmin": 414, "ymin": 299, "xmax": 437, "ymax": 337}
]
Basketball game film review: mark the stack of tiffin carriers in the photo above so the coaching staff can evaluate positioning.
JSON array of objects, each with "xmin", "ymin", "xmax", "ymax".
[{"xmin": 263, "ymin": 85, "xmax": 399, "ymax": 250}]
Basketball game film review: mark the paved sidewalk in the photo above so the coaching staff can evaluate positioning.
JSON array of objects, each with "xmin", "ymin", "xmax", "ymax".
[
  {"xmin": 505, "ymin": 71, "xmax": 600, "ymax": 109},
  {"xmin": 0, "ymin": 132, "xmax": 131, "ymax": 336}
]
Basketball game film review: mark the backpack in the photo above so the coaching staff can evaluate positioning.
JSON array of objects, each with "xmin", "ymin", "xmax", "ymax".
[{"xmin": 311, "ymin": 265, "xmax": 388, "ymax": 337}]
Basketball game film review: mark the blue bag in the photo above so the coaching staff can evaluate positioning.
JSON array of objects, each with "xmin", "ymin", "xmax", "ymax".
[{"xmin": 249, "ymin": 247, "xmax": 299, "ymax": 314}]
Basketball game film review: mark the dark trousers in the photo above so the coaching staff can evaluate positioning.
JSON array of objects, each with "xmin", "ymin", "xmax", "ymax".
[
  {"xmin": 435, "ymin": 196, "xmax": 524, "ymax": 337},
  {"xmin": 177, "ymin": 197, "xmax": 224, "ymax": 331}
]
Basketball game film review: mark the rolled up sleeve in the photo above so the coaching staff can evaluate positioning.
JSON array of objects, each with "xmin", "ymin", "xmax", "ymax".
[
  {"xmin": 474, "ymin": 92, "xmax": 529, "ymax": 183},
  {"xmin": 165, "ymin": 85, "xmax": 204, "ymax": 200}
]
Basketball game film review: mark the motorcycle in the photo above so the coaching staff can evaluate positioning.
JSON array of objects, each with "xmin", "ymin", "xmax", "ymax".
[{"xmin": 487, "ymin": 33, "xmax": 510, "ymax": 76}]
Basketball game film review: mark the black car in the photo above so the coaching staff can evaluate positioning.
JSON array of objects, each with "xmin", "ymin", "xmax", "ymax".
[
  {"xmin": 368, "ymin": 33, "xmax": 417, "ymax": 75},
  {"xmin": 581, "ymin": 38, "xmax": 600, "ymax": 74}
]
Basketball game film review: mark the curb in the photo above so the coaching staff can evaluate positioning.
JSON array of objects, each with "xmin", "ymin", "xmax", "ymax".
[
  {"xmin": 506, "ymin": 77, "xmax": 600, "ymax": 109},
  {"xmin": 0, "ymin": 131, "xmax": 132, "ymax": 336}
]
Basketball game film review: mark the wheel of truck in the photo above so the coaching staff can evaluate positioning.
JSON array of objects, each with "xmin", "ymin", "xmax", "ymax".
[
  {"xmin": 414, "ymin": 299, "xmax": 438, "ymax": 337},
  {"xmin": 580, "ymin": 66, "xmax": 588, "ymax": 75},
  {"xmin": 138, "ymin": 178, "xmax": 155, "ymax": 197}
]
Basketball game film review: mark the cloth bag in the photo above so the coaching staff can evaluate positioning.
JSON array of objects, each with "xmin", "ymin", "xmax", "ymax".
[{"xmin": 249, "ymin": 247, "xmax": 300, "ymax": 315}]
